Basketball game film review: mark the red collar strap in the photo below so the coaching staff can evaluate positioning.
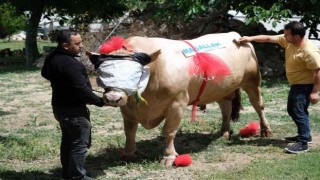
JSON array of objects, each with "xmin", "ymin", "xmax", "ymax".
[{"xmin": 182, "ymin": 40, "xmax": 208, "ymax": 122}]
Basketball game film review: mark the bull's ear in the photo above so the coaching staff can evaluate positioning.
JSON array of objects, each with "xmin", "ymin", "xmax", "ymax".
[
  {"xmin": 85, "ymin": 51, "xmax": 92, "ymax": 57},
  {"xmin": 149, "ymin": 49, "xmax": 161, "ymax": 62},
  {"xmin": 86, "ymin": 51, "xmax": 100, "ymax": 66}
]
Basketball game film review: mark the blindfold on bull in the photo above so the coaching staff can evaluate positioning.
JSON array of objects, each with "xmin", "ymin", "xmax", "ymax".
[
  {"xmin": 87, "ymin": 51, "xmax": 152, "ymax": 97},
  {"xmin": 88, "ymin": 52, "xmax": 151, "ymax": 69}
]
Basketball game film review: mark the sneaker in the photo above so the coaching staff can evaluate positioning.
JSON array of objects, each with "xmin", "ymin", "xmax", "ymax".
[
  {"xmin": 284, "ymin": 135, "xmax": 312, "ymax": 144},
  {"xmin": 284, "ymin": 142, "xmax": 309, "ymax": 154}
]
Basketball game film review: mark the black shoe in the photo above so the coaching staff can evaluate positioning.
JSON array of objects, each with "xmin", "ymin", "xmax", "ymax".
[
  {"xmin": 284, "ymin": 135, "xmax": 312, "ymax": 144},
  {"xmin": 71, "ymin": 176, "xmax": 94, "ymax": 180},
  {"xmin": 284, "ymin": 142, "xmax": 309, "ymax": 154},
  {"xmin": 80, "ymin": 176, "xmax": 94, "ymax": 180}
]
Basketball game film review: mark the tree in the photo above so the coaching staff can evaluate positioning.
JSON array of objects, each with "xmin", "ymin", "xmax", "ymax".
[
  {"xmin": 0, "ymin": 3, "xmax": 25, "ymax": 40},
  {"xmin": 1, "ymin": 0, "xmax": 320, "ymax": 66},
  {"xmin": 216, "ymin": 0, "xmax": 320, "ymax": 39},
  {"xmin": 0, "ymin": 0, "xmax": 131, "ymax": 66},
  {"xmin": 143, "ymin": 0, "xmax": 320, "ymax": 38}
]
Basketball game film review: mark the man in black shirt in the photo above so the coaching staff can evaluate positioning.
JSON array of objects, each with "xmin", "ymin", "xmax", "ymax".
[{"xmin": 42, "ymin": 29, "xmax": 105, "ymax": 180}]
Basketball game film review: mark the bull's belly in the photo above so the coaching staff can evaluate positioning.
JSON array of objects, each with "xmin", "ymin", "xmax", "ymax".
[
  {"xmin": 188, "ymin": 76, "xmax": 242, "ymax": 105},
  {"xmin": 121, "ymin": 101, "xmax": 172, "ymax": 129},
  {"xmin": 188, "ymin": 90, "xmax": 236, "ymax": 105}
]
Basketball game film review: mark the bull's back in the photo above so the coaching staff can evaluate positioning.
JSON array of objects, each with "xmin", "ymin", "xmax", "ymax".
[
  {"xmin": 126, "ymin": 32, "xmax": 258, "ymax": 108},
  {"xmin": 186, "ymin": 32, "xmax": 259, "ymax": 103}
]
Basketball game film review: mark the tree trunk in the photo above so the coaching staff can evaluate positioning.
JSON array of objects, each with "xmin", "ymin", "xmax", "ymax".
[{"xmin": 25, "ymin": 2, "xmax": 44, "ymax": 66}]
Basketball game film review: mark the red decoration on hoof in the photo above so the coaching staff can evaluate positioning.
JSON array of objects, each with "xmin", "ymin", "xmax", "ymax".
[
  {"xmin": 174, "ymin": 154, "xmax": 192, "ymax": 167},
  {"xmin": 239, "ymin": 121, "xmax": 260, "ymax": 137}
]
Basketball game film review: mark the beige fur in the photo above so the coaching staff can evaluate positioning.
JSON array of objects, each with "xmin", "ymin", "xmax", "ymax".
[{"xmin": 102, "ymin": 32, "xmax": 272, "ymax": 167}]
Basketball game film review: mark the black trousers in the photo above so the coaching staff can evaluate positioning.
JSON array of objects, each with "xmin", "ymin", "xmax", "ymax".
[
  {"xmin": 53, "ymin": 106, "xmax": 91, "ymax": 179},
  {"xmin": 287, "ymin": 84, "xmax": 313, "ymax": 144}
]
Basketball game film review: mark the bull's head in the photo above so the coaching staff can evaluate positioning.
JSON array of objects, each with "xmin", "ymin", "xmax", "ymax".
[{"xmin": 89, "ymin": 49, "xmax": 161, "ymax": 107}]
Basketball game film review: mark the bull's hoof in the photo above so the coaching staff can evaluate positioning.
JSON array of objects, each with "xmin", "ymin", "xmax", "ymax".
[
  {"xmin": 221, "ymin": 130, "xmax": 233, "ymax": 141},
  {"xmin": 198, "ymin": 105, "xmax": 206, "ymax": 111},
  {"xmin": 260, "ymin": 129, "xmax": 273, "ymax": 137},
  {"xmin": 160, "ymin": 155, "xmax": 176, "ymax": 168},
  {"xmin": 121, "ymin": 151, "xmax": 139, "ymax": 162}
]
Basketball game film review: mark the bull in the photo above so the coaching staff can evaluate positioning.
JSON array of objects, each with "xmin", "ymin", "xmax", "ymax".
[{"xmin": 88, "ymin": 32, "xmax": 272, "ymax": 167}]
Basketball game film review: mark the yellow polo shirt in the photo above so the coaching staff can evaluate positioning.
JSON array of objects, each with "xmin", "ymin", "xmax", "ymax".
[{"xmin": 277, "ymin": 35, "xmax": 320, "ymax": 84}]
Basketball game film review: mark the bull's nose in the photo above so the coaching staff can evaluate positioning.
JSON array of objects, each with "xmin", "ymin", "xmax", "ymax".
[
  {"xmin": 106, "ymin": 94, "xmax": 122, "ymax": 102},
  {"xmin": 103, "ymin": 91, "xmax": 128, "ymax": 106}
]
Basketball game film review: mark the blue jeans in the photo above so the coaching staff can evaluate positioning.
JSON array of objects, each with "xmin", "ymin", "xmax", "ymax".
[
  {"xmin": 287, "ymin": 84, "xmax": 313, "ymax": 145},
  {"xmin": 53, "ymin": 106, "xmax": 91, "ymax": 179}
]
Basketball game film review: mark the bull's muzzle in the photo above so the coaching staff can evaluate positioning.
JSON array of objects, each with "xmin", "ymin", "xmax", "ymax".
[{"xmin": 103, "ymin": 90, "xmax": 128, "ymax": 107}]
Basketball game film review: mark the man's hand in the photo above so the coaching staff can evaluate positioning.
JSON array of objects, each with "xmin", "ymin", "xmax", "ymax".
[
  {"xmin": 310, "ymin": 92, "xmax": 320, "ymax": 104},
  {"xmin": 238, "ymin": 36, "xmax": 252, "ymax": 43}
]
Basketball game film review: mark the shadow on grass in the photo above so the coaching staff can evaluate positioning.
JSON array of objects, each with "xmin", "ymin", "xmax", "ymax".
[
  {"xmin": 83, "ymin": 132, "xmax": 222, "ymax": 177},
  {"xmin": 229, "ymin": 135, "xmax": 288, "ymax": 148},
  {"xmin": 0, "ymin": 110, "xmax": 14, "ymax": 116},
  {"xmin": 0, "ymin": 133, "xmax": 288, "ymax": 179},
  {"xmin": 85, "ymin": 133, "xmax": 289, "ymax": 178},
  {"xmin": 0, "ymin": 170, "xmax": 60, "ymax": 180}
]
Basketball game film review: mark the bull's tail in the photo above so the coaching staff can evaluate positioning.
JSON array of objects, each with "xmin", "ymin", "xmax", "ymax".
[{"xmin": 231, "ymin": 89, "xmax": 242, "ymax": 121}]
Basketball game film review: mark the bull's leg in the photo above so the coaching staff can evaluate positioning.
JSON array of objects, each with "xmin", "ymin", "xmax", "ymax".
[
  {"xmin": 160, "ymin": 95, "xmax": 188, "ymax": 167},
  {"xmin": 217, "ymin": 98, "xmax": 233, "ymax": 140},
  {"xmin": 242, "ymin": 84, "xmax": 273, "ymax": 137},
  {"xmin": 123, "ymin": 118, "xmax": 139, "ymax": 161}
]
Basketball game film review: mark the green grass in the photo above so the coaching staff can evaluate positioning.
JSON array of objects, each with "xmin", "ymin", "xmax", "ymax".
[
  {"xmin": 0, "ymin": 40, "xmax": 56, "ymax": 53},
  {"xmin": 0, "ymin": 40, "xmax": 56, "ymax": 65},
  {"xmin": 0, "ymin": 131, "xmax": 60, "ymax": 161},
  {"xmin": 0, "ymin": 67, "xmax": 319, "ymax": 180},
  {"xmin": 201, "ymin": 148, "xmax": 320, "ymax": 180}
]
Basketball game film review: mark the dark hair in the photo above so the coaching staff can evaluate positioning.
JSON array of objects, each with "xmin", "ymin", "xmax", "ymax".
[
  {"xmin": 56, "ymin": 29, "xmax": 79, "ymax": 47},
  {"xmin": 284, "ymin": 21, "xmax": 306, "ymax": 38}
]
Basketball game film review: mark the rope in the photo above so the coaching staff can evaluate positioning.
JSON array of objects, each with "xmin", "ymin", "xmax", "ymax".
[{"xmin": 94, "ymin": 10, "xmax": 132, "ymax": 52}]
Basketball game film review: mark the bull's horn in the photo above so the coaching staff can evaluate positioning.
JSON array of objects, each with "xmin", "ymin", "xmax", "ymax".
[{"xmin": 149, "ymin": 49, "xmax": 161, "ymax": 62}]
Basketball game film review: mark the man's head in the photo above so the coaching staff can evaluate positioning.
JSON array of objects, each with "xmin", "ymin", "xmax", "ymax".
[
  {"xmin": 57, "ymin": 29, "xmax": 83, "ymax": 55},
  {"xmin": 283, "ymin": 21, "xmax": 306, "ymax": 44}
]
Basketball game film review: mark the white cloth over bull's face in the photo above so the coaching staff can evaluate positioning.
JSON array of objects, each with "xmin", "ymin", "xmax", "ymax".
[{"xmin": 97, "ymin": 60, "xmax": 150, "ymax": 96}]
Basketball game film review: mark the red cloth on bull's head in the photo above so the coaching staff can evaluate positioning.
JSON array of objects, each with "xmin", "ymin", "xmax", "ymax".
[{"xmin": 99, "ymin": 36, "xmax": 127, "ymax": 54}]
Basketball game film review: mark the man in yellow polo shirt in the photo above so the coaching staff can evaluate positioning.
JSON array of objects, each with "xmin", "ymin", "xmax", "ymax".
[{"xmin": 238, "ymin": 21, "xmax": 320, "ymax": 153}]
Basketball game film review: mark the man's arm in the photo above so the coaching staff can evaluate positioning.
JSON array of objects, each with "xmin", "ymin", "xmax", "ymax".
[
  {"xmin": 310, "ymin": 69, "xmax": 320, "ymax": 104},
  {"xmin": 66, "ymin": 63, "xmax": 105, "ymax": 107},
  {"xmin": 238, "ymin": 35, "xmax": 279, "ymax": 44}
]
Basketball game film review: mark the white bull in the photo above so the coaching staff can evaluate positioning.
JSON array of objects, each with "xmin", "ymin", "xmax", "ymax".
[{"xmin": 93, "ymin": 32, "xmax": 272, "ymax": 167}]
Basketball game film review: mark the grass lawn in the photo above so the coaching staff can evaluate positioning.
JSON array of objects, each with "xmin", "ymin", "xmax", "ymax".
[
  {"xmin": 0, "ymin": 40, "xmax": 56, "ymax": 64},
  {"xmin": 0, "ymin": 40, "xmax": 56, "ymax": 52}
]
